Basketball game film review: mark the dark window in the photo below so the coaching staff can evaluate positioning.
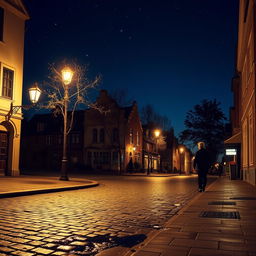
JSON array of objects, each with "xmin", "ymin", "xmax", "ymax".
[
  {"xmin": 93, "ymin": 151, "xmax": 110, "ymax": 164},
  {"xmin": 112, "ymin": 151, "xmax": 118, "ymax": 163},
  {"xmin": 37, "ymin": 122, "xmax": 45, "ymax": 132},
  {"xmin": 71, "ymin": 134, "xmax": 80, "ymax": 144},
  {"xmin": 92, "ymin": 129, "xmax": 97, "ymax": 143},
  {"xmin": 100, "ymin": 128, "xmax": 105, "ymax": 143},
  {"xmin": 46, "ymin": 135, "xmax": 51, "ymax": 145},
  {"xmin": 2, "ymin": 67, "xmax": 14, "ymax": 99},
  {"xmin": 93, "ymin": 152, "xmax": 99, "ymax": 164},
  {"xmin": 102, "ymin": 152, "xmax": 110, "ymax": 164},
  {"xmin": 0, "ymin": 7, "xmax": 4, "ymax": 41},
  {"xmin": 129, "ymin": 129, "xmax": 133, "ymax": 144},
  {"xmin": 112, "ymin": 128, "xmax": 119, "ymax": 143},
  {"xmin": 87, "ymin": 151, "xmax": 92, "ymax": 165}
]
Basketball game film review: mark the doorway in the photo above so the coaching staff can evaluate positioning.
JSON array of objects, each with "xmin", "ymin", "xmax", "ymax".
[{"xmin": 0, "ymin": 131, "xmax": 8, "ymax": 175}]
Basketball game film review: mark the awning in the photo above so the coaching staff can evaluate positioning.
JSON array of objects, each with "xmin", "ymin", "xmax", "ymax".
[{"xmin": 224, "ymin": 132, "xmax": 241, "ymax": 144}]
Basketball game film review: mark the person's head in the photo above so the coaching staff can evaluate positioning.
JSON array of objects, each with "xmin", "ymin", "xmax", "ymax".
[{"xmin": 197, "ymin": 141, "xmax": 205, "ymax": 150}]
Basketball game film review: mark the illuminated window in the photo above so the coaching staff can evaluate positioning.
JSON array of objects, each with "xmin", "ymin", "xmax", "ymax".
[
  {"xmin": 136, "ymin": 131, "xmax": 139, "ymax": 145},
  {"xmin": 0, "ymin": 7, "xmax": 3, "ymax": 41},
  {"xmin": 2, "ymin": 67, "xmax": 14, "ymax": 99}
]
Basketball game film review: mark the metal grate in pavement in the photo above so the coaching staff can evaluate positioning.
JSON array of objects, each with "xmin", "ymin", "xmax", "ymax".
[
  {"xmin": 230, "ymin": 197, "xmax": 256, "ymax": 200},
  {"xmin": 208, "ymin": 201, "xmax": 236, "ymax": 205},
  {"xmin": 199, "ymin": 211, "xmax": 240, "ymax": 219}
]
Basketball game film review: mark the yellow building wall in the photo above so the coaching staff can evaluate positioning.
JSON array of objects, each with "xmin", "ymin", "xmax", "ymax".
[{"xmin": 0, "ymin": 1, "xmax": 28, "ymax": 175}]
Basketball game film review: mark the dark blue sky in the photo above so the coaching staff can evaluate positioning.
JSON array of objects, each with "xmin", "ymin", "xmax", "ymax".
[{"xmin": 23, "ymin": 0, "xmax": 239, "ymax": 135}]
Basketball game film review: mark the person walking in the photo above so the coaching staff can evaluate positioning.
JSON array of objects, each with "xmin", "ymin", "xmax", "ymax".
[{"xmin": 193, "ymin": 142, "xmax": 211, "ymax": 192}]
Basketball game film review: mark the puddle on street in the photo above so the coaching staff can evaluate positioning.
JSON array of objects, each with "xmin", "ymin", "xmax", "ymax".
[{"xmin": 57, "ymin": 234, "xmax": 147, "ymax": 255}]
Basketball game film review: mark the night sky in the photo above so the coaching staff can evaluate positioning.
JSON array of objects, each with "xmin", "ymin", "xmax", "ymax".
[{"xmin": 23, "ymin": 0, "xmax": 239, "ymax": 135}]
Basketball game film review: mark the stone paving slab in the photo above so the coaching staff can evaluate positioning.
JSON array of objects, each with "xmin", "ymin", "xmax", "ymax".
[
  {"xmin": 127, "ymin": 177, "xmax": 256, "ymax": 256},
  {"xmin": 0, "ymin": 175, "xmax": 98, "ymax": 198}
]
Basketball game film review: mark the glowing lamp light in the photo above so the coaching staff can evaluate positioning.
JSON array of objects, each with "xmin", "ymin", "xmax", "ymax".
[
  {"xmin": 29, "ymin": 83, "xmax": 41, "ymax": 104},
  {"xmin": 154, "ymin": 129, "xmax": 160, "ymax": 138},
  {"xmin": 179, "ymin": 146, "xmax": 184, "ymax": 154},
  {"xmin": 61, "ymin": 67, "xmax": 74, "ymax": 85}
]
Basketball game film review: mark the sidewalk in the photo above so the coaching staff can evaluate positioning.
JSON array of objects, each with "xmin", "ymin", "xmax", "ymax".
[
  {"xmin": 128, "ymin": 177, "xmax": 256, "ymax": 256},
  {"xmin": 0, "ymin": 175, "xmax": 99, "ymax": 198},
  {"xmin": 124, "ymin": 173, "xmax": 180, "ymax": 177}
]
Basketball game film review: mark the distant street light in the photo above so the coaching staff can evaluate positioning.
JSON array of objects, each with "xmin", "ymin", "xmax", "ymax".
[
  {"xmin": 179, "ymin": 146, "xmax": 184, "ymax": 175},
  {"xmin": 6, "ymin": 83, "xmax": 41, "ymax": 121},
  {"xmin": 154, "ymin": 129, "xmax": 160, "ymax": 138},
  {"xmin": 60, "ymin": 66, "xmax": 74, "ymax": 181},
  {"xmin": 154, "ymin": 129, "xmax": 161, "ymax": 172}
]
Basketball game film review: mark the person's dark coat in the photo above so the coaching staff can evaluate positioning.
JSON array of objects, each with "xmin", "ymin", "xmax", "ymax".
[{"xmin": 193, "ymin": 148, "xmax": 211, "ymax": 172}]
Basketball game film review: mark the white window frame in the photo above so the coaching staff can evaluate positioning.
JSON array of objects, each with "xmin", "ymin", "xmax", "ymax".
[{"xmin": 0, "ymin": 63, "xmax": 15, "ymax": 100}]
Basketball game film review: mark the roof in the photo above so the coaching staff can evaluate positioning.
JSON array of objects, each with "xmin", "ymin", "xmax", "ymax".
[
  {"xmin": 224, "ymin": 132, "xmax": 241, "ymax": 144},
  {"xmin": 122, "ymin": 106, "xmax": 133, "ymax": 119},
  {"xmin": 2, "ymin": 0, "xmax": 29, "ymax": 19}
]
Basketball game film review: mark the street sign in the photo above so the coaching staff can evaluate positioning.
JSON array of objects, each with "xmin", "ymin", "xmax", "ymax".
[{"xmin": 226, "ymin": 149, "xmax": 237, "ymax": 155}]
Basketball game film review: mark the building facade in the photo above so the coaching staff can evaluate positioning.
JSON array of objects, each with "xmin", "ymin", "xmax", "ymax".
[
  {"xmin": 142, "ymin": 125, "xmax": 160, "ymax": 174},
  {"xmin": 226, "ymin": 0, "xmax": 256, "ymax": 185},
  {"xmin": 84, "ymin": 90, "xmax": 142, "ymax": 173},
  {"xmin": 21, "ymin": 111, "xmax": 85, "ymax": 171},
  {"xmin": 84, "ymin": 90, "xmax": 143, "ymax": 173},
  {"xmin": 0, "ymin": 0, "xmax": 29, "ymax": 175}
]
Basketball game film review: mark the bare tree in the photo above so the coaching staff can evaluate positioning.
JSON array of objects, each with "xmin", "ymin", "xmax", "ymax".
[
  {"xmin": 42, "ymin": 62, "xmax": 101, "ymax": 134},
  {"xmin": 141, "ymin": 104, "xmax": 172, "ymax": 131},
  {"xmin": 40, "ymin": 61, "xmax": 101, "ymax": 180},
  {"xmin": 110, "ymin": 89, "xmax": 133, "ymax": 107}
]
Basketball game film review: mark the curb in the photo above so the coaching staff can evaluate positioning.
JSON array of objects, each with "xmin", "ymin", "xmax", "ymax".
[
  {"xmin": 122, "ymin": 174, "xmax": 185, "ymax": 177},
  {"xmin": 0, "ymin": 181, "xmax": 99, "ymax": 198}
]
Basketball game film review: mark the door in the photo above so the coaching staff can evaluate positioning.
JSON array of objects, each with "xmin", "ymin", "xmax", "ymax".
[{"xmin": 0, "ymin": 131, "xmax": 8, "ymax": 175}]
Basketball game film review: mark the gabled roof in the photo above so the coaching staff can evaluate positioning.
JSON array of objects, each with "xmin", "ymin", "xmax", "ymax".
[
  {"xmin": 1, "ymin": 0, "xmax": 29, "ymax": 19},
  {"xmin": 224, "ymin": 132, "xmax": 241, "ymax": 144},
  {"xmin": 122, "ymin": 106, "xmax": 133, "ymax": 119}
]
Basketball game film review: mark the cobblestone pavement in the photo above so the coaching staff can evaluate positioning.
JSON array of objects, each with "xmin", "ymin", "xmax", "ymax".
[{"xmin": 0, "ymin": 175, "xmax": 216, "ymax": 255}]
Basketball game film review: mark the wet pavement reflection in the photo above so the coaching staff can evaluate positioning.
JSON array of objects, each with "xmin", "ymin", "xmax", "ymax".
[{"xmin": 0, "ymin": 175, "xmax": 216, "ymax": 255}]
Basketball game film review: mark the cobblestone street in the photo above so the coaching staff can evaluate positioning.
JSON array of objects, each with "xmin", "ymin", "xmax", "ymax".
[{"xmin": 0, "ymin": 175, "xmax": 215, "ymax": 255}]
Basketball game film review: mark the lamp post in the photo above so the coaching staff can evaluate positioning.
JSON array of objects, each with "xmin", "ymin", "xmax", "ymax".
[
  {"xmin": 59, "ymin": 66, "xmax": 74, "ymax": 181},
  {"xmin": 154, "ymin": 129, "xmax": 160, "ymax": 171},
  {"xmin": 5, "ymin": 83, "xmax": 41, "ymax": 121},
  {"xmin": 179, "ymin": 146, "xmax": 184, "ymax": 175}
]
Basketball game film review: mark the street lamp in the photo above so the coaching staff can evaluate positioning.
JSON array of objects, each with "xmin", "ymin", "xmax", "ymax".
[
  {"xmin": 60, "ymin": 66, "xmax": 74, "ymax": 181},
  {"xmin": 179, "ymin": 146, "xmax": 184, "ymax": 175},
  {"xmin": 154, "ymin": 129, "xmax": 160, "ymax": 138},
  {"xmin": 5, "ymin": 83, "xmax": 41, "ymax": 121},
  {"xmin": 154, "ymin": 129, "xmax": 161, "ymax": 172}
]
